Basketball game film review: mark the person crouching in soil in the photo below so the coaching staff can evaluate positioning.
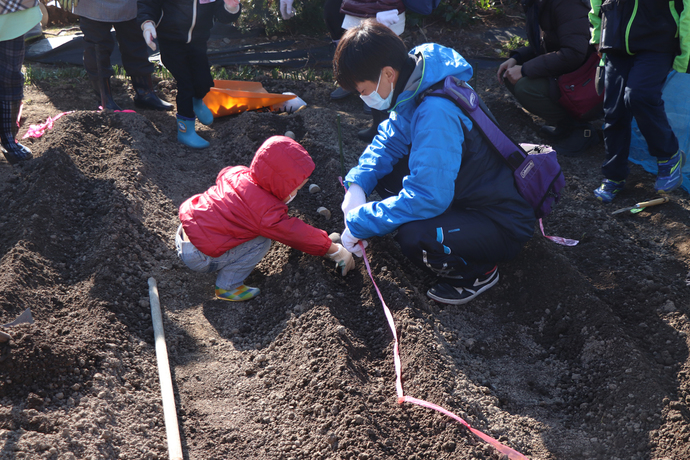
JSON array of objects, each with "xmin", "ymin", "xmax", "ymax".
[
  {"xmin": 176, "ymin": 136, "xmax": 356, "ymax": 302},
  {"xmin": 137, "ymin": 0, "xmax": 241, "ymax": 149},
  {"xmin": 333, "ymin": 20, "xmax": 536, "ymax": 306}
]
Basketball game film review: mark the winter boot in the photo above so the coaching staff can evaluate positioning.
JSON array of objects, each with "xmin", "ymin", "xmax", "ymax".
[
  {"xmin": 177, "ymin": 114, "xmax": 209, "ymax": 149},
  {"xmin": 192, "ymin": 97, "xmax": 213, "ymax": 126},
  {"xmin": 90, "ymin": 76, "xmax": 122, "ymax": 111},
  {"xmin": 131, "ymin": 75, "xmax": 173, "ymax": 111},
  {"xmin": 552, "ymin": 122, "xmax": 599, "ymax": 157},
  {"xmin": 0, "ymin": 100, "xmax": 33, "ymax": 165},
  {"xmin": 357, "ymin": 108, "xmax": 388, "ymax": 143},
  {"xmin": 539, "ymin": 120, "xmax": 573, "ymax": 140}
]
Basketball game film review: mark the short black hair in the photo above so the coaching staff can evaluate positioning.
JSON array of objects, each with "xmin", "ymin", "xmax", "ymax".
[{"xmin": 333, "ymin": 19, "xmax": 409, "ymax": 94}]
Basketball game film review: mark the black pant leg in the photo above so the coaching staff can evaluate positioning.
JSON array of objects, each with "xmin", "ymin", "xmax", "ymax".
[
  {"xmin": 79, "ymin": 17, "xmax": 116, "ymax": 78},
  {"xmin": 113, "ymin": 18, "xmax": 154, "ymax": 77},
  {"xmin": 323, "ymin": 0, "xmax": 345, "ymax": 41},
  {"xmin": 158, "ymin": 38, "xmax": 195, "ymax": 117}
]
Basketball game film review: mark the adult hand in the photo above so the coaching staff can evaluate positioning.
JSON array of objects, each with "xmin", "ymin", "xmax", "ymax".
[
  {"xmin": 341, "ymin": 228, "xmax": 367, "ymax": 258},
  {"xmin": 341, "ymin": 183, "xmax": 366, "ymax": 227},
  {"xmin": 142, "ymin": 21, "xmax": 157, "ymax": 51},
  {"xmin": 376, "ymin": 10, "xmax": 399, "ymax": 27},
  {"xmin": 280, "ymin": 0, "xmax": 295, "ymax": 19},
  {"xmin": 503, "ymin": 65, "xmax": 523, "ymax": 85},
  {"xmin": 326, "ymin": 243, "xmax": 355, "ymax": 276},
  {"xmin": 224, "ymin": 0, "xmax": 240, "ymax": 13},
  {"xmin": 497, "ymin": 57, "xmax": 517, "ymax": 84}
]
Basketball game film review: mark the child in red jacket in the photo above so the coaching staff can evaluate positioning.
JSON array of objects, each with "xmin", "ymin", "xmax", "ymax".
[{"xmin": 176, "ymin": 136, "xmax": 355, "ymax": 301}]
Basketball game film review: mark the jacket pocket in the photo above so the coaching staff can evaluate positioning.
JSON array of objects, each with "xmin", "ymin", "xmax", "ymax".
[{"xmin": 599, "ymin": 0, "xmax": 629, "ymax": 54}]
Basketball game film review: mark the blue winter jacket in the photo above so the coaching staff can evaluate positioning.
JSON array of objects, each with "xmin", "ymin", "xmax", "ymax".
[{"xmin": 344, "ymin": 44, "xmax": 535, "ymax": 241}]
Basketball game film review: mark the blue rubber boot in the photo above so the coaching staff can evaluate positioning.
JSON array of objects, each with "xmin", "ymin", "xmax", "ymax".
[
  {"xmin": 177, "ymin": 115, "xmax": 210, "ymax": 149},
  {"xmin": 193, "ymin": 97, "xmax": 213, "ymax": 126}
]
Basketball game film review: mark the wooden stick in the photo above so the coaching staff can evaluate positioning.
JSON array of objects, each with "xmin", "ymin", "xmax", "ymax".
[{"xmin": 148, "ymin": 277, "xmax": 183, "ymax": 460}]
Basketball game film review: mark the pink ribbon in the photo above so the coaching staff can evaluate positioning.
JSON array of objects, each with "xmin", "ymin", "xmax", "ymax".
[
  {"xmin": 339, "ymin": 177, "xmax": 530, "ymax": 460},
  {"xmin": 22, "ymin": 109, "xmax": 137, "ymax": 139},
  {"xmin": 540, "ymin": 218, "xmax": 579, "ymax": 246}
]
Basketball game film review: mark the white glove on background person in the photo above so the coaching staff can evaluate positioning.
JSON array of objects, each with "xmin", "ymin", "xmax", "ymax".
[
  {"xmin": 341, "ymin": 228, "xmax": 368, "ymax": 258},
  {"xmin": 376, "ymin": 10, "xmax": 399, "ymax": 27},
  {"xmin": 142, "ymin": 21, "xmax": 157, "ymax": 51},
  {"xmin": 224, "ymin": 0, "xmax": 240, "ymax": 13},
  {"xmin": 280, "ymin": 0, "xmax": 295, "ymax": 19},
  {"xmin": 341, "ymin": 183, "xmax": 366, "ymax": 227},
  {"xmin": 325, "ymin": 243, "xmax": 355, "ymax": 276}
]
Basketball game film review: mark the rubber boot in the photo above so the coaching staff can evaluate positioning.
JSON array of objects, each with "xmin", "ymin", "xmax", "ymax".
[
  {"xmin": 0, "ymin": 100, "xmax": 33, "ymax": 165},
  {"xmin": 93, "ymin": 76, "xmax": 122, "ymax": 111},
  {"xmin": 177, "ymin": 114, "xmax": 209, "ymax": 149},
  {"xmin": 553, "ymin": 122, "xmax": 599, "ymax": 157},
  {"xmin": 357, "ymin": 108, "xmax": 388, "ymax": 142},
  {"xmin": 131, "ymin": 75, "xmax": 174, "ymax": 111},
  {"xmin": 193, "ymin": 97, "xmax": 213, "ymax": 126}
]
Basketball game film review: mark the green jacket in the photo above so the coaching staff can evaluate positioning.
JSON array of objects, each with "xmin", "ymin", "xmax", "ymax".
[{"xmin": 590, "ymin": 0, "xmax": 690, "ymax": 73}]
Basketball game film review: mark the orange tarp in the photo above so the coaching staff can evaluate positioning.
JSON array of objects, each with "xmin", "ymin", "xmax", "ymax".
[{"xmin": 203, "ymin": 80, "xmax": 297, "ymax": 118}]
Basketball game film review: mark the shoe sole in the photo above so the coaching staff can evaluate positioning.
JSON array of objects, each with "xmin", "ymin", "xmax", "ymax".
[{"xmin": 427, "ymin": 271, "xmax": 500, "ymax": 306}]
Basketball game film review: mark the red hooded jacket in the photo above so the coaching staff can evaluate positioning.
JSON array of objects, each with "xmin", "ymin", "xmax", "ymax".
[{"xmin": 179, "ymin": 136, "xmax": 332, "ymax": 258}]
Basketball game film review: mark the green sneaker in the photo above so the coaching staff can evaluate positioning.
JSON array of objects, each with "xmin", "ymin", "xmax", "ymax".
[
  {"xmin": 215, "ymin": 284, "xmax": 260, "ymax": 302},
  {"xmin": 594, "ymin": 178, "xmax": 625, "ymax": 203},
  {"xmin": 655, "ymin": 150, "xmax": 686, "ymax": 194}
]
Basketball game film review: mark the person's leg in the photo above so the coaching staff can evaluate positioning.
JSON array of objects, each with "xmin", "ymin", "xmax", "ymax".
[
  {"xmin": 159, "ymin": 39, "xmax": 209, "ymax": 148},
  {"xmin": 506, "ymin": 76, "xmax": 569, "ymax": 123},
  {"xmin": 323, "ymin": 0, "xmax": 345, "ymax": 42},
  {"xmin": 112, "ymin": 19, "xmax": 173, "ymax": 110},
  {"xmin": 0, "ymin": 36, "xmax": 32, "ymax": 164},
  {"xmin": 78, "ymin": 17, "xmax": 122, "ymax": 110},
  {"xmin": 374, "ymin": 153, "xmax": 409, "ymax": 199},
  {"xmin": 395, "ymin": 208, "xmax": 522, "ymax": 305},
  {"xmin": 188, "ymin": 41, "xmax": 214, "ymax": 125},
  {"xmin": 600, "ymin": 53, "xmax": 634, "ymax": 182},
  {"xmin": 214, "ymin": 236, "xmax": 272, "ymax": 301}
]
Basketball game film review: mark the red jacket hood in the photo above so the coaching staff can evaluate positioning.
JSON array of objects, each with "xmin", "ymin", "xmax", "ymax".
[{"xmin": 250, "ymin": 136, "xmax": 315, "ymax": 201}]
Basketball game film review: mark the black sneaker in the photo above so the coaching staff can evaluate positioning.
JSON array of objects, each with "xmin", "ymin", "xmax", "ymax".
[{"xmin": 427, "ymin": 267, "xmax": 499, "ymax": 305}]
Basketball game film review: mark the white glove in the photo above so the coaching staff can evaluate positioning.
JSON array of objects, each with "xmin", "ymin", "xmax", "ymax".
[
  {"xmin": 341, "ymin": 227, "xmax": 368, "ymax": 258},
  {"xmin": 376, "ymin": 10, "xmax": 400, "ymax": 28},
  {"xmin": 341, "ymin": 183, "xmax": 366, "ymax": 227},
  {"xmin": 224, "ymin": 0, "xmax": 240, "ymax": 13},
  {"xmin": 326, "ymin": 243, "xmax": 355, "ymax": 276},
  {"xmin": 280, "ymin": 0, "xmax": 295, "ymax": 19},
  {"xmin": 142, "ymin": 21, "xmax": 157, "ymax": 51}
]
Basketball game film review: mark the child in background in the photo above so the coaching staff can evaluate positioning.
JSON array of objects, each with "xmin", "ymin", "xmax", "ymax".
[
  {"xmin": 176, "ymin": 136, "xmax": 355, "ymax": 301},
  {"xmin": 137, "ymin": 0, "xmax": 241, "ymax": 149}
]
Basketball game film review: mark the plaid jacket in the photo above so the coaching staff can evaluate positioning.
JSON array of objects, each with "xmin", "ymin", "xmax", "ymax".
[{"xmin": 1, "ymin": 0, "xmax": 39, "ymax": 15}]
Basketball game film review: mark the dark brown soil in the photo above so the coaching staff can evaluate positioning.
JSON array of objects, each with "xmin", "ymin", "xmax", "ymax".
[{"xmin": 1, "ymin": 12, "xmax": 689, "ymax": 460}]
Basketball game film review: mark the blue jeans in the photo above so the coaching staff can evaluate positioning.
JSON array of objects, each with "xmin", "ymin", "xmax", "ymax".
[
  {"xmin": 175, "ymin": 225, "xmax": 272, "ymax": 290},
  {"xmin": 601, "ymin": 51, "xmax": 679, "ymax": 181}
]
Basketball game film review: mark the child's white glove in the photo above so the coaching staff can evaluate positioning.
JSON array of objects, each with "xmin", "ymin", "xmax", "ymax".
[
  {"xmin": 224, "ymin": 0, "xmax": 240, "ymax": 14},
  {"xmin": 341, "ymin": 228, "xmax": 367, "ymax": 258},
  {"xmin": 326, "ymin": 243, "xmax": 355, "ymax": 276},
  {"xmin": 280, "ymin": 0, "xmax": 295, "ymax": 19},
  {"xmin": 142, "ymin": 21, "xmax": 157, "ymax": 51},
  {"xmin": 341, "ymin": 183, "xmax": 366, "ymax": 227}
]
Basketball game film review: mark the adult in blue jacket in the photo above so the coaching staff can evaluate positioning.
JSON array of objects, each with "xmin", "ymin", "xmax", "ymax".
[{"xmin": 333, "ymin": 20, "xmax": 535, "ymax": 305}]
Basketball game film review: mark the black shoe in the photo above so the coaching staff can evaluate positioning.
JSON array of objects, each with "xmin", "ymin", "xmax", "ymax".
[
  {"xmin": 1, "ymin": 143, "xmax": 33, "ymax": 165},
  {"xmin": 132, "ymin": 75, "xmax": 174, "ymax": 111},
  {"xmin": 539, "ymin": 123, "xmax": 570, "ymax": 140},
  {"xmin": 330, "ymin": 86, "xmax": 352, "ymax": 100},
  {"xmin": 553, "ymin": 123, "xmax": 599, "ymax": 157},
  {"xmin": 357, "ymin": 108, "xmax": 388, "ymax": 143},
  {"xmin": 363, "ymin": 101, "xmax": 371, "ymax": 114},
  {"xmin": 427, "ymin": 267, "xmax": 499, "ymax": 305}
]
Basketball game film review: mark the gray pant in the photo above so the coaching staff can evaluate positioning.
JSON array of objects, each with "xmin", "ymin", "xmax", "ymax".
[{"xmin": 175, "ymin": 225, "xmax": 272, "ymax": 290}]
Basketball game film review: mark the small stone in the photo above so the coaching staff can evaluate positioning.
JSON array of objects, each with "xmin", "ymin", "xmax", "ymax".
[
  {"xmin": 317, "ymin": 207, "xmax": 331, "ymax": 220},
  {"xmin": 309, "ymin": 184, "xmax": 320, "ymax": 194},
  {"xmin": 329, "ymin": 232, "xmax": 341, "ymax": 244},
  {"xmin": 284, "ymin": 130, "xmax": 295, "ymax": 140}
]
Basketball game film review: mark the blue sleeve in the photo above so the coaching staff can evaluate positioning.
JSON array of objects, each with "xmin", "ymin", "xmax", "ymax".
[{"xmin": 345, "ymin": 97, "xmax": 472, "ymax": 239}]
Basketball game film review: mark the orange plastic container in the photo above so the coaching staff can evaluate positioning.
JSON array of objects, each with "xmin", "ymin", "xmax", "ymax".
[{"xmin": 203, "ymin": 80, "xmax": 297, "ymax": 118}]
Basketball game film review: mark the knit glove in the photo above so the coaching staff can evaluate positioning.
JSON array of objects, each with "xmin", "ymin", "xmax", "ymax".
[
  {"xmin": 280, "ymin": 0, "xmax": 295, "ymax": 19},
  {"xmin": 341, "ymin": 228, "xmax": 367, "ymax": 258},
  {"xmin": 142, "ymin": 21, "xmax": 157, "ymax": 51},
  {"xmin": 224, "ymin": 0, "xmax": 240, "ymax": 14},
  {"xmin": 376, "ymin": 10, "xmax": 399, "ymax": 28},
  {"xmin": 326, "ymin": 243, "xmax": 355, "ymax": 276},
  {"xmin": 341, "ymin": 183, "xmax": 366, "ymax": 228}
]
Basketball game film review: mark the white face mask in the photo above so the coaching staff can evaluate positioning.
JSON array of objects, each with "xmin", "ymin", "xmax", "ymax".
[{"xmin": 360, "ymin": 71, "xmax": 394, "ymax": 111}]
